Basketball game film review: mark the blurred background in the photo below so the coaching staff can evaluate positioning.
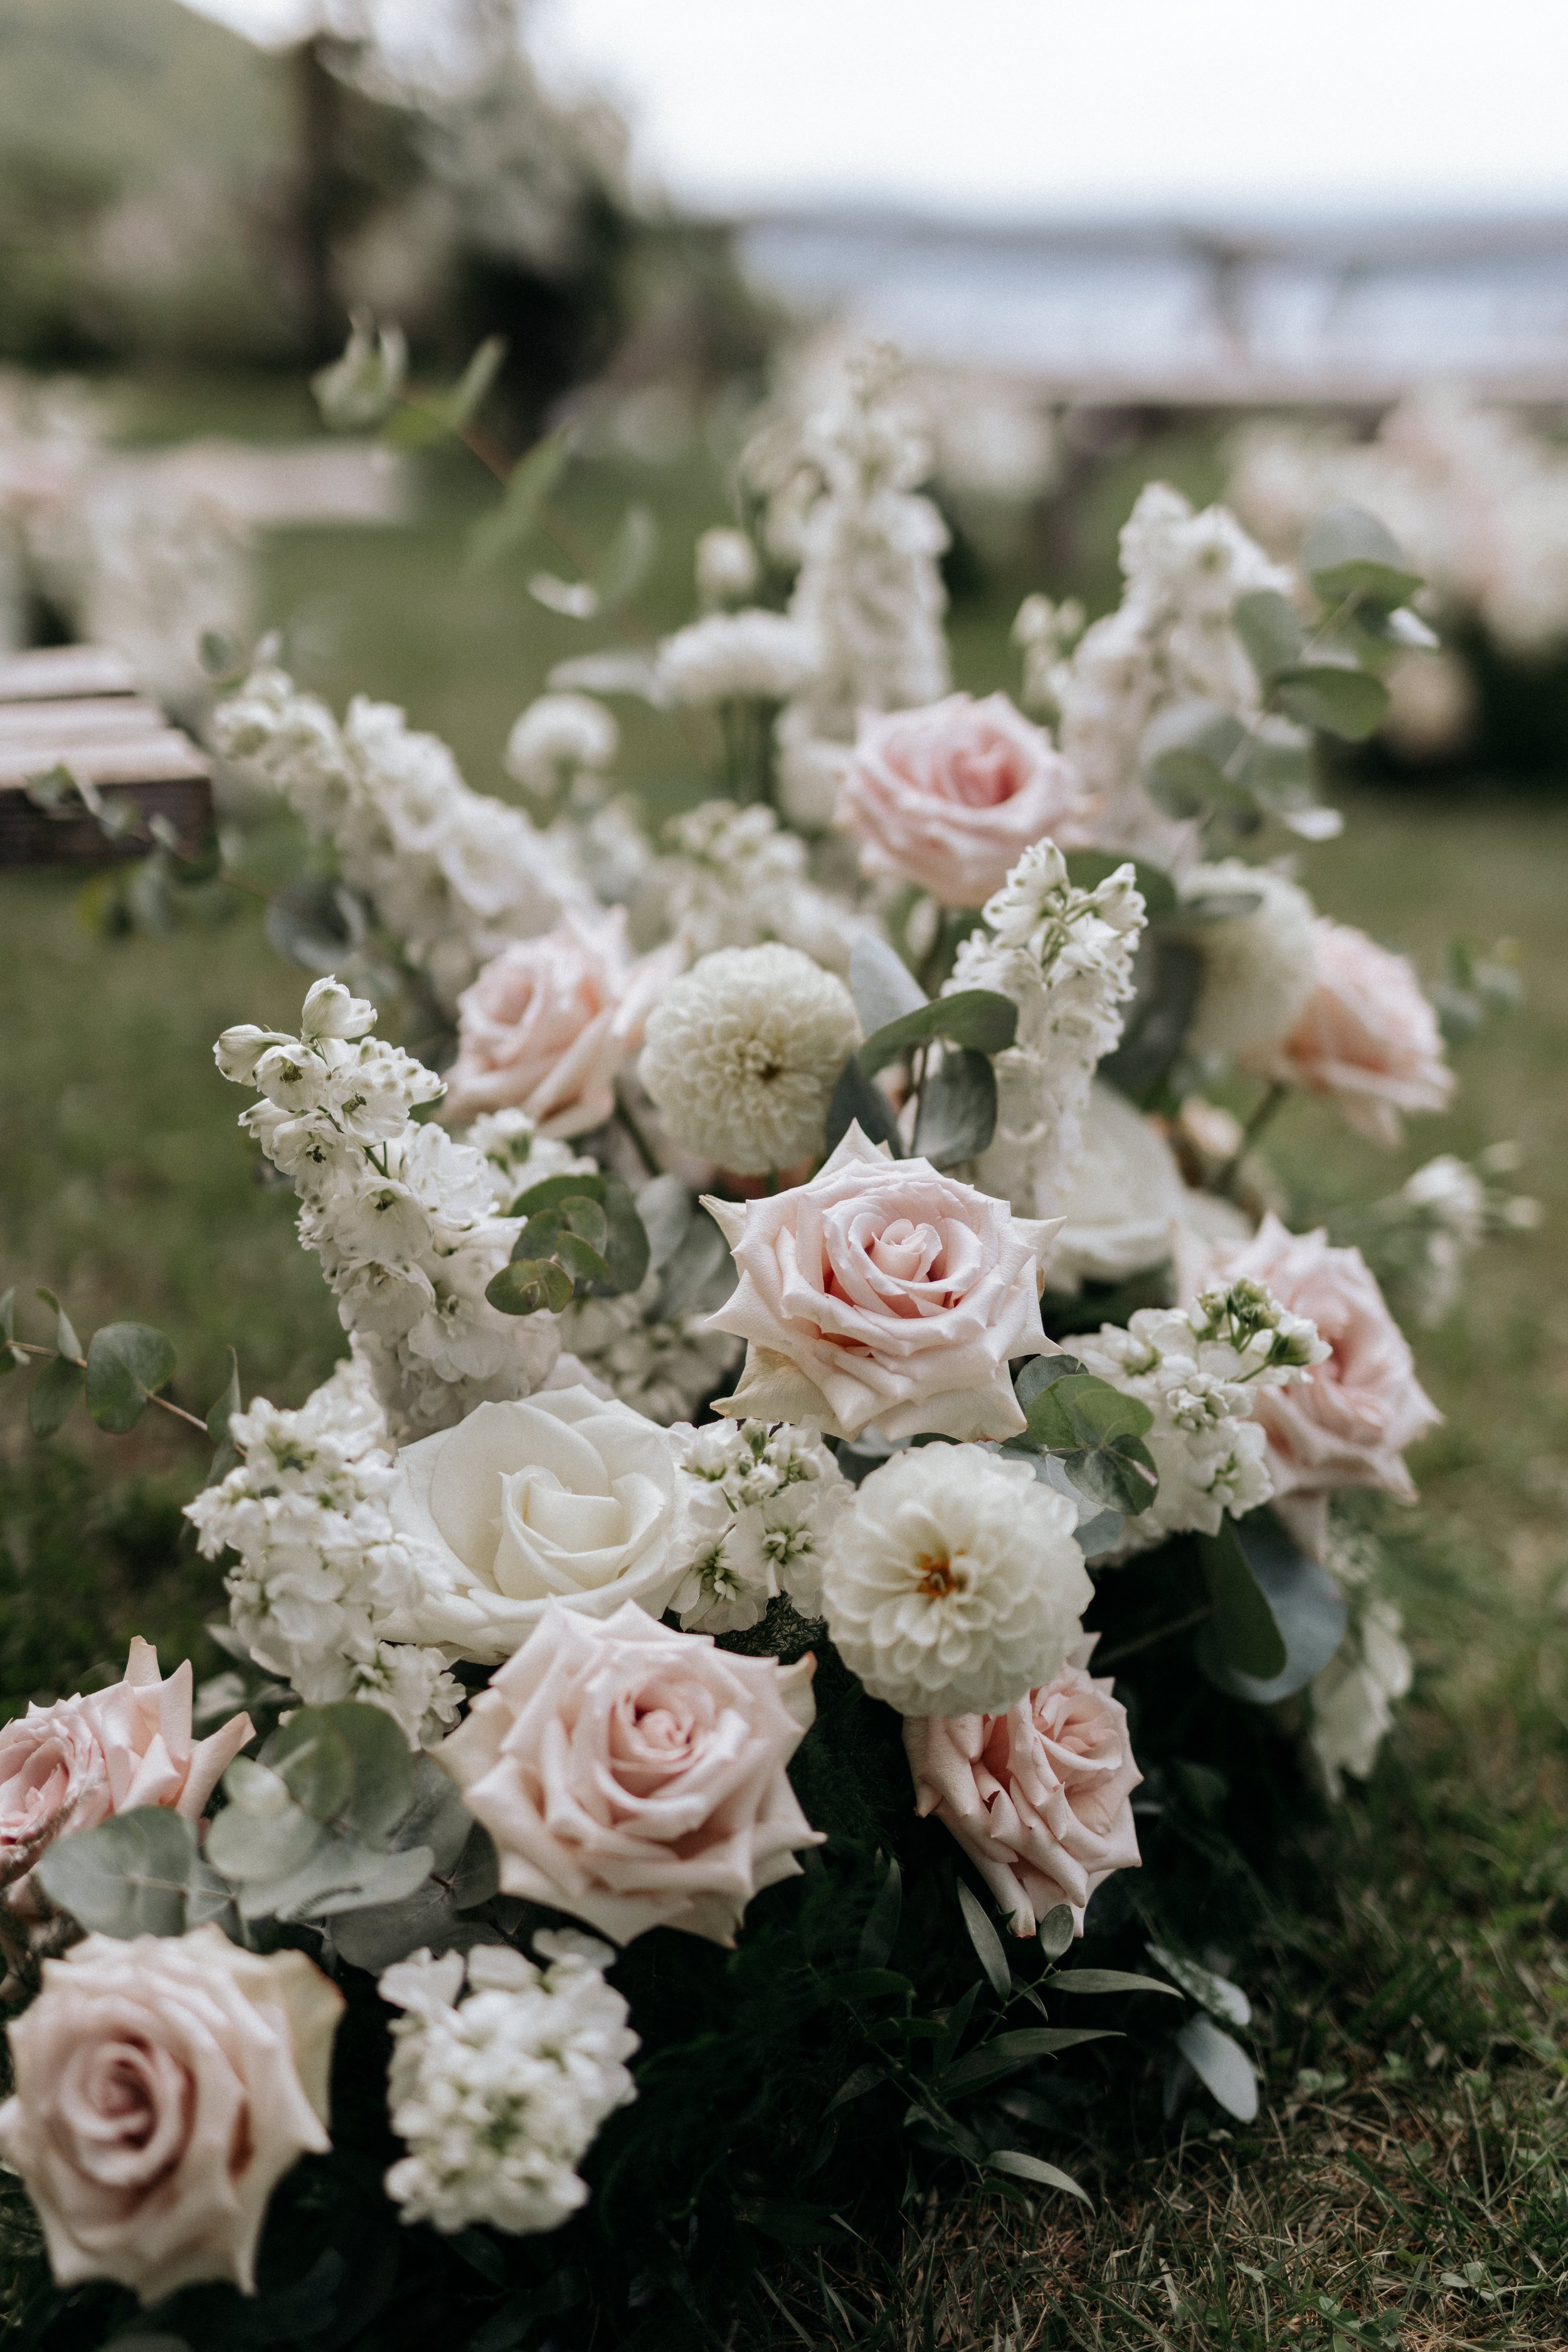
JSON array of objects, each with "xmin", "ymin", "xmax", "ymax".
[{"xmin": 1, "ymin": 0, "xmax": 1565, "ymax": 1729}]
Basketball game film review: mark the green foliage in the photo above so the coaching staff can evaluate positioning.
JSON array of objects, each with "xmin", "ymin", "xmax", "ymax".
[
  {"xmin": 856, "ymin": 988, "xmax": 1018, "ymax": 1079},
  {"xmin": 1197, "ymin": 1508, "xmax": 1347, "ymax": 1697},
  {"xmin": 35, "ymin": 1806, "xmax": 206, "ymax": 1939},
  {"xmin": 1010, "ymin": 1355, "xmax": 1158, "ymax": 1517},
  {"xmin": 909, "ymin": 1046, "xmax": 996, "ymax": 1167},
  {"xmin": 824, "ymin": 1057, "xmax": 903, "ymax": 1158},
  {"xmin": 84, "ymin": 1322, "xmax": 176, "ymax": 1434},
  {"xmin": 1300, "ymin": 503, "xmax": 1425, "ymax": 612},
  {"xmin": 384, "ymin": 336, "xmax": 507, "ymax": 454},
  {"xmin": 487, "ymin": 1174, "xmax": 650, "ymax": 1318},
  {"xmin": 467, "ymin": 423, "xmax": 575, "ymax": 569}
]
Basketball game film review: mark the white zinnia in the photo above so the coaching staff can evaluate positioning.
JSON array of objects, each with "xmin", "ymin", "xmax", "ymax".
[
  {"xmin": 504, "ymin": 693, "xmax": 618, "ymax": 797},
  {"xmin": 1178, "ymin": 861, "xmax": 1319, "ymax": 1064},
  {"xmin": 655, "ymin": 610, "xmax": 817, "ymax": 706},
  {"xmin": 822, "ymin": 1445, "xmax": 1093, "ymax": 1717},
  {"xmin": 381, "ymin": 1935, "xmax": 638, "ymax": 2237},
  {"xmin": 637, "ymin": 943, "xmax": 860, "ymax": 1175}
]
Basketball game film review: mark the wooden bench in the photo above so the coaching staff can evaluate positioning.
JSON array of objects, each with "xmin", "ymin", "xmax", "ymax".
[{"xmin": 0, "ymin": 647, "xmax": 213, "ymax": 866}]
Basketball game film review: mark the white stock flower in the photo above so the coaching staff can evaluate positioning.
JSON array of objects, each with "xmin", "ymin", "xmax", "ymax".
[
  {"xmin": 560, "ymin": 1276, "xmax": 740, "ymax": 1427},
  {"xmin": 651, "ymin": 798, "xmax": 866, "ymax": 973},
  {"xmin": 695, "ymin": 524, "xmax": 761, "ymax": 608},
  {"xmin": 667, "ymin": 1417, "xmax": 850, "ymax": 1631},
  {"xmin": 381, "ymin": 1935, "xmax": 638, "ymax": 2237},
  {"xmin": 638, "ymin": 943, "xmax": 860, "ymax": 1175},
  {"xmin": 1177, "ymin": 861, "xmax": 1320, "ymax": 1064},
  {"xmin": 822, "ymin": 1445, "xmax": 1093, "ymax": 1716},
  {"xmin": 950, "ymin": 842, "xmax": 1145, "ymax": 1219},
  {"xmin": 504, "ymin": 693, "xmax": 618, "ymax": 797},
  {"xmin": 1074, "ymin": 1284, "xmax": 1327, "ymax": 1557},
  {"xmin": 655, "ymin": 610, "xmax": 817, "ymax": 706}
]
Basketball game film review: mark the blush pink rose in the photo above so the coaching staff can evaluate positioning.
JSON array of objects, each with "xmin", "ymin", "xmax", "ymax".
[
  {"xmin": 904, "ymin": 1654, "xmax": 1143, "ymax": 1939},
  {"xmin": 1185, "ymin": 1214, "xmax": 1440, "ymax": 1508},
  {"xmin": 834, "ymin": 691, "xmax": 1093, "ymax": 908},
  {"xmin": 442, "ymin": 909, "xmax": 679, "ymax": 1135},
  {"xmin": 0, "ymin": 1926, "xmax": 341, "ymax": 2302},
  {"xmin": 0, "ymin": 1639, "xmax": 253, "ymax": 1907},
  {"xmin": 703, "ymin": 1123, "xmax": 1060, "ymax": 1443},
  {"xmin": 437, "ymin": 1599, "xmax": 822, "ymax": 1946},
  {"xmin": 1251, "ymin": 918, "xmax": 1453, "ymax": 1147}
]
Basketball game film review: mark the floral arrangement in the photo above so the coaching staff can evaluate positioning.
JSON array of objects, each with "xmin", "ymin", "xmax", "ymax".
[{"xmin": 0, "ymin": 344, "xmax": 1535, "ymax": 2349}]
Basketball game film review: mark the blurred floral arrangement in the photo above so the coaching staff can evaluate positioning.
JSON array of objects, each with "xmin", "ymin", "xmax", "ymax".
[{"xmin": 0, "ymin": 337, "xmax": 1537, "ymax": 2350}]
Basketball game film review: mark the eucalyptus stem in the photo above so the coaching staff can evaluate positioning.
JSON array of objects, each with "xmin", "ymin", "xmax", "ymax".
[
  {"xmin": 4, "ymin": 1341, "xmax": 209, "ymax": 1437},
  {"xmin": 1217, "ymin": 1081, "xmax": 1289, "ymax": 1196}
]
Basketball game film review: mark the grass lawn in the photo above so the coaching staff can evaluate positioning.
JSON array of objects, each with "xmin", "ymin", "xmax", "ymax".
[{"xmin": 2, "ymin": 393, "xmax": 1567, "ymax": 2344}]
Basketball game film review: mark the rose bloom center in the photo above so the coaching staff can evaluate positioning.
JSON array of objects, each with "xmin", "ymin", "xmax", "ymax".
[
  {"xmin": 65, "ymin": 2036, "xmax": 193, "ymax": 2188},
  {"xmin": 944, "ymin": 738, "xmax": 1021, "ymax": 809},
  {"xmin": 867, "ymin": 1218, "xmax": 945, "ymax": 1285}
]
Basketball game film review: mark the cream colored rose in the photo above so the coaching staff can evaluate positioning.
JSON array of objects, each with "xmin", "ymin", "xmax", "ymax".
[
  {"xmin": 436, "ymin": 1599, "xmax": 822, "ymax": 1946},
  {"xmin": 1184, "ymin": 1214, "xmax": 1440, "ymax": 1512},
  {"xmin": 0, "ymin": 1926, "xmax": 341, "ymax": 2302},
  {"xmin": 442, "ymin": 909, "xmax": 677, "ymax": 1135},
  {"xmin": 383, "ymin": 1387, "xmax": 687, "ymax": 1664},
  {"xmin": 705, "ymin": 1124, "xmax": 1060, "ymax": 1443},
  {"xmin": 904, "ymin": 1655, "xmax": 1142, "ymax": 1938},
  {"xmin": 834, "ymin": 692, "xmax": 1093, "ymax": 908},
  {"xmin": 1251, "ymin": 918, "xmax": 1453, "ymax": 1146},
  {"xmin": 0, "ymin": 1639, "xmax": 253, "ymax": 1905}
]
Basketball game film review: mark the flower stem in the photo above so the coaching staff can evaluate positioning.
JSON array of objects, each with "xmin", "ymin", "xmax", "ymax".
[{"xmin": 1217, "ymin": 1081, "xmax": 1288, "ymax": 1197}]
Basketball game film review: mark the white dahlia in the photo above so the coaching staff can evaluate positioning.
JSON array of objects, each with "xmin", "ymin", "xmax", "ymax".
[
  {"xmin": 637, "ymin": 943, "xmax": 859, "ymax": 1175},
  {"xmin": 822, "ymin": 1445, "xmax": 1093, "ymax": 1717}
]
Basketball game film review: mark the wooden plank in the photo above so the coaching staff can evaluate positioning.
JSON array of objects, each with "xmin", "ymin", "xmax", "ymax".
[
  {"xmin": 0, "ymin": 775, "xmax": 211, "ymax": 866},
  {"xmin": 0, "ymin": 645, "xmax": 138, "ymax": 701},
  {"xmin": 0, "ymin": 698, "xmax": 169, "ymax": 747},
  {"xmin": 0, "ymin": 732, "xmax": 210, "ymax": 788}
]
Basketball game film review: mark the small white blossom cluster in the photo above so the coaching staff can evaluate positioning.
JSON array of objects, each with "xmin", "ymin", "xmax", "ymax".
[
  {"xmin": 652, "ymin": 798, "xmax": 864, "ymax": 973},
  {"xmin": 504, "ymin": 691, "xmax": 618, "ymax": 802},
  {"xmin": 213, "ymin": 667, "xmax": 585, "ymax": 1008},
  {"xmin": 560, "ymin": 1276, "xmax": 740, "ymax": 1427},
  {"xmin": 667, "ymin": 1418, "xmax": 850, "ymax": 1632},
  {"xmin": 1075, "ymin": 1280, "xmax": 1328, "ymax": 1555},
  {"xmin": 184, "ymin": 1352, "xmax": 460, "ymax": 1744},
  {"xmin": 655, "ymin": 610, "xmax": 817, "ymax": 707},
  {"xmin": 948, "ymin": 842, "xmax": 1145, "ymax": 1216},
  {"xmin": 1367, "ymin": 1148, "xmax": 1540, "ymax": 1328},
  {"xmin": 1044, "ymin": 482, "xmax": 1301, "ymax": 864},
  {"xmin": 380, "ymin": 1935, "xmax": 638, "ymax": 2237},
  {"xmin": 462, "ymin": 1105, "xmax": 597, "ymax": 1206},
  {"xmin": 215, "ymin": 978, "xmax": 561, "ymax": 1436}
]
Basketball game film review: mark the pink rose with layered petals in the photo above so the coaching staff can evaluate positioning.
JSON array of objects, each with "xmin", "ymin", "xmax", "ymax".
[
  {"xmin": 1185, "ymin": 1214, "xmax": 1440, "ymax": 1510},
  {"xmin": 0, "ymin": 1639, "xmax": 253, "ymax": 1907},
  {"xmin": 436, "ymin": 1599, "xmax": 823, "ymax": 1947},
  {"xmin": 0, "ymin": 1926, "xmax": 341, "ymax": 2302},
  {"xmin": 904, "ymin": 1655, "xmax": 1143, "ymax": 1939},
  {"xmin": 703, "ymin": 1124, "xmax": 1060, "ymax": 1443},
  {"xmin": 442, "ymin": 909, "xmax": 678, "ymax": 1135},
  {"xmin": 835, "ymin": 692, "xmax": 1093, "ymax": 908},
  {"xmin": 1251, "ymin": 918, "xmax": 1452, "ymax": 1146}
]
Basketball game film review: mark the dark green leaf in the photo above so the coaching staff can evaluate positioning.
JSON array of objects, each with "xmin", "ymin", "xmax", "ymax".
[
  {"xmin": 1301, "ymin": 504, "xmax": 1423, "ymax": 612},
  {"xmin": 268, "ymin": 1700, "xmax": 415, "ymax": 1840},
  {"xmin": 1050, "ymin": 1968, "xmax": 1181, "ymax": 1998},
  {"xmin": 29, "ymin": 1352, "xmax": 83, "ymax": 1438},
  {"xmin": 825, "ymin": 2063, "xmax": 886, "ymax": 2114},
  {"xmin": 857, "ymin": 989, "xmax": 1018, "ymax": 1078},
  {"xmin": 1057, "ymin": 1434, "xmax": 1159, "ymax": 1517},
  {"xmin": 1199, "ymin": 1514, "xmax": 1289, "ymax": 1680},
  {"xmin": 825, "ymin": 1057, "xmax": 903, "ymax": 1157},
  {"xmin": 956, "ymin": 1879, "xmax": 1013, "ymax": 2000},
  {"xmin": 821, "ymin": 1967, "xmax": 913, "ymax": 2005},
  {"xmin": 857, "ymin": 1855, "xmax": 903, "ymax": 1968},
  {"xmin": 487, "ymin": 1259, "xmax": 575, "ymax": 1315},
  {"xmin": 912, "ymin": 1048, "xmax": 995, "ymax": 1167},
  {"xmin": 560, "ymin": 1195, "xmax": 609, "ymax": 1253},
  {"xmin": 554, "ymin": 1232, "xmax": 615, "ymax": 1286},
  {"xmin": 85, "ymin": 1322, "xmax": 177, "ymax": 1434},
  {"xmin": 1232, "ymin": 588, "xmax": 1306, "ymax": 684},
  {"xmin": 1024, "ymin": 1374, "xmax": 1153, "ymax": 1450},
  {"xmin": 1097, "ymin": 932, "xmax": 1203, "ymax": 1103},
  {"xmin": 1015, "ymin": 1352, "xmax": 1086, "ymax": 1407},
  {"xmin": 599, "ymin": 1178, "xmax": 651, "ymax": 1293},
  {"xmin": 469, "ymin": 423, "xmax": 573, "ymax": 568},
  {"xmin": 35, "ymin": 1808, "xmax": 196, "ymax": 1938},
  {"xmin": 512, "ymin": 1170, "xmax": 609, "ymax": 1219},
  {"xmin": 265, "ymin": 875, "xmax": 368, "ymax": 971},
  {"xmin": 1273, "ymin": 664, "xmax": 1389, "ymax": 741},
  {"xmin": 1037, "ymin": 1904, "xmax": 1075, "ymax": 1959},
  {"xmin": 1064, "ymin": 852, "xmax": 1177, "ymax": 920},
  {"xmin": 943, "ymin": 2026, "xmax": 1115, "ymax": 2095},
  {"xmin": 987, "ymin": 2150, "xmax": 1091, "ymax": 2204},
  {"xmin": 1195, "ymin": 1506, "xmax": 1347, "ymax": 1702}
]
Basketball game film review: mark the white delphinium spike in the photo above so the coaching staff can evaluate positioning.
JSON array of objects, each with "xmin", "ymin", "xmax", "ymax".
[
  {"xmin": 666, "ymin": 1418, "xmax": 850, "ymax": 1633},
  {"xmin": 380, "ymin": 1936, "xmax": 638, "ymax": 2237},
  {"xmin": 215, "ymin": 978, "xmax": 563, "ymax": 1436},
  {"xmin": 184, "ymin": 1352, "xmax": 460, "ymax": 1745},
  {"xmin": 946, "ymin": 842, "xmax": 1145, "ymax": 1219},
  {"xmin": 1074, "ymin": 1280, "xmax": 1328, "ymax": 1557},
  {"xmin": 213, "ymin": 667, "xmax": 586, "ymax": 1009}
]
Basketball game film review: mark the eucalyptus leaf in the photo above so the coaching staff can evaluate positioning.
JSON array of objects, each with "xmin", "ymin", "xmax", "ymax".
[
  {"xmin": 307, "ymin": 1842, "xmax": 437, "ymax": 1918},
  {"xmin": 1096, "ymin": 933, "xmax": 1202, "ymax": 1102},
  {"xmin": 268, "ymin": 1700, "xmax": 415, "ymax": 1841},
  {"xmin": 1198, "ymin": 1514, "xmax": 1288, "ymax": 1680},
  {"xmin": 1148, "ymin": 1942, "xmax": 1251, "ymax": 2026},
  {"xmin": 1300, "ymin": 504, "xmax": 1423, "ymax": 612},
  {"xmin": 857, "ymin": 989, "xmax": 1017, "ymax": 1078},
  {"xmin": 1273, "ymin": 664, "xmax": 1389, "ymax": 741},
  {"xmin": 849, "ymin": 933, "xmax": 927, "ymax": 1036},
  {"xmin": 36, "ymin": 1287, "xmax": 82, "ymax": 1360},
  {"xmin": 265, "ymin": 876, "xmax": 368, "ymax": 972},
  {"xmin": 956, "ymin": 1878, "xmax": 1012, "ymax": 2000},
  {"xmin": 554, "ymin": 1231, "xmax": 615, "ymax": 1287},
  {"xmin": 487, "ymin": 1259, "xmax": 575, "ymax": 1316},
  {"xmin": 912, "ymin": 1048, "xmax": 996, "ymax": 1167},
  {"xmin": 654, "ymin": 1202, "xmax": 736, "ymax": 1320},
  {"xmin": 1175, "ymin": 2013, "xmax": 1259, "ymax": 2122},
  {"xmin": 1232, "ymin": 588, "xmax": 1306, "ymax": 684},
  {"xmin": 825, "ymin": 1057, "xmax": 903, "ymax": 1157},
  {"xmin": 469, "ymin": 421, "xmax": 573, "ymax": 567},
  {"xmin": 85, "ymin": 1322, "xmax": 177, "ymax": 1434},
  {"xmin": 1195, "ymin": 1506, "xmax": 1348, "ymax": 1703},
  {"xmin": 35, "ymin": 1807, "xmax": 197, "ymax": 1938},
  {"xmin": 29, "ymin": 1352, "xmax": 83, "ymax": 1438},
  {"xmin": 987, "ymin": 2150, "xmax": 1092, "ymax": 2204},
  {"xmin": 1015, "ymin": 1353, "xmax": 1086, "ymax": 1409},
  {"xmin": 396, "ymin": 1754, "xmax": 479, "ymax": 1878}
]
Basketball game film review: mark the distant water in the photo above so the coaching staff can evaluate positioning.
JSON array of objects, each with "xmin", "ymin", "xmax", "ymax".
[{"xmin": 740, "ymin": 212, "xmax": 1568, "ymax": 398}]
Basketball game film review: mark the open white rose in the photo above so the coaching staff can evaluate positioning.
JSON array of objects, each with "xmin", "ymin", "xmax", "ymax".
[{"xmin": 383, "ymin": 1388, "xmax": 687, "ymax": 1665}]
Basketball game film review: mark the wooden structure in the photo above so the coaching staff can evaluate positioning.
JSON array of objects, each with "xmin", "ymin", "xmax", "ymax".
[{"xmin": 0, "ymin": 647, "xmax": 213, "ymax": 867}]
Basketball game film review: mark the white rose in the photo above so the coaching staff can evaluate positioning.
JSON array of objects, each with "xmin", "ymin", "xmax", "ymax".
[{"xmin": 383, "ymin": 1388, "xmax": 687, "ymax": 1664}]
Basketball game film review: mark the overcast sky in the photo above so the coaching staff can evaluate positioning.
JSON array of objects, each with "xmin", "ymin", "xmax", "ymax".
[{"xmin": 185, "ymin": 0, "xmax": 1568, "ymax": 220}]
